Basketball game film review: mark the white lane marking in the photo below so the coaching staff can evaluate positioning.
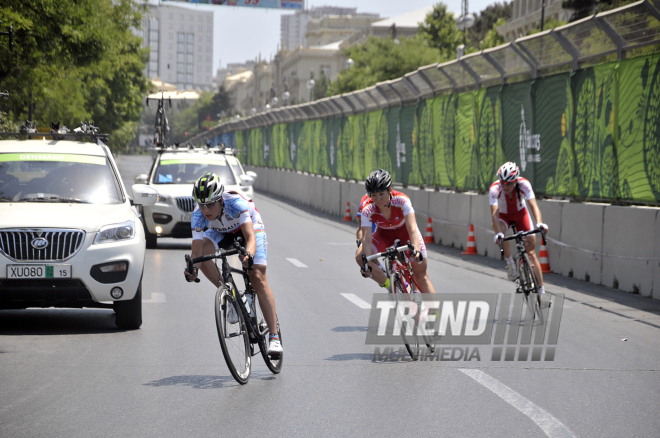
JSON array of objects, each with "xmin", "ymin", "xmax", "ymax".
[
  {"xmin": 143, "ymin": 293, "xmax": 166, "ymax": 303},
  {"xmin": 459, "ymin": 369, "xmax": 576, "ymax": 438},
  {"xmin": 341, "ymin": 293, "xmax": 371, "ymax": 309},
  {"xmin": 286, "ymin": 258, "xmax": 308, "ymax": 268}
]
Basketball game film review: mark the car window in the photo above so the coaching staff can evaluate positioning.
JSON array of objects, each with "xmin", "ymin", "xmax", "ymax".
[
  {"xmin": 153, "ymin": 154, "xmax": 236, "ymax": 185},
  {"xmin": 0, "ymin": 152, "xmax": 122, "ymax": 204}
]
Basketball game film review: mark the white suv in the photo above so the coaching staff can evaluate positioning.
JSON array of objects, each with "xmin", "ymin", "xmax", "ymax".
[
  {"xmin": 135, "ymin": 146, "xmax": 256, "ymax": 248},
  {"xmin": 0, "ymin": 136, "xmax": 157, "ymax": 329}
]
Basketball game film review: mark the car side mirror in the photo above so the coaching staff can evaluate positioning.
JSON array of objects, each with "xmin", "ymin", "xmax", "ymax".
[
  {"xmin": 239, "ymin": 174, "xmax": 254, "ymax": 187},
  {"xmin": 131, "ymin": 184, "xmax": 158, "ymax": 206},
  {"xmin": 134, "ymin": 174, "xmax": 149, "ymax": 185},
  {"xmin": 246, "ymin": 171, "xmax": 257, "ymax": 180}
]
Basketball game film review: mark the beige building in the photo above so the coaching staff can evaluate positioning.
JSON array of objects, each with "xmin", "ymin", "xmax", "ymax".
[
  {"xmin": 497, "ymin": 0, "xmax": 573, "ymax": 42},
  {"xmin": 305, "ymin": 13, "xmax": 380, "ymax": 47},
  {"xmin": 369, "ymin": 5, "xmax": 435, "ymax": 39},
  {"xmin": 225, "ymin": 70, "xmax": 255, "ymax": 115}
]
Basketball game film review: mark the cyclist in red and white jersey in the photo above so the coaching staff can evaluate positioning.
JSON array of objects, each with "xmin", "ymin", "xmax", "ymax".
[
  {"xmin": 355, "ymin": 169, "xmax": 436, "ymax": 294},
  {"xmin": 490, "ymin": 162, "xmax": 548, "ymax": 293}
]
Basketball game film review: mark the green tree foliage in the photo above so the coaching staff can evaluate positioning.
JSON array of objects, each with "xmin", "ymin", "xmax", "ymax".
[
  {"xmin": 472, "ymin": 2, "xmax": 513, "ymax": 43},
  {"xmin": 0, "ymin": 0, "xmax": 149, "ymax": 151},
  {"xmin": 418, "ymin": 3, "xmax": 463, "ymax": 60},
  {"xmin": 168, "ymin": 86, "xmax": 233, "ymax": 144},
  {"xmin": 326, "ymin": 35, "xmax": 443, "ymax": 96},
  {"xmin": 312, "ymin": 71, "xmax": 330, "ymax": 101},
  {"xmin": 480, "ymin": 18, "xmax": 507, "ymax": 49},
  {"xmin": 528, "ymin": 18, "xmax": 568, "ymax": 35}
]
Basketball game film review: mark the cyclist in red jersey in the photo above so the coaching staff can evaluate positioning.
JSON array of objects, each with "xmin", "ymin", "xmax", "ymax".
[
  {"xmin": 356, "ymin": 169, "xmax": 436, "ymax": 294},
  {"xmin": 490, "ymin": 162, "xmax": 548, "ymax": 294}
]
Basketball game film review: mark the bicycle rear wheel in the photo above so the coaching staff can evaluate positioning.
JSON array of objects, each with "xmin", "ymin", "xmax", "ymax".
[
  {"xmin": 253, "ymin": 292, "xmax": 283, "ymax": 374},
  {"xmin": 392, "ymin": 275, "xmax": 419, "ymax": 361},
  {"xmin": 407, "ymin": 273, "xmax": 435, "ymax": 354},
  {"xmin": 215, "ymin": 286, "xmax": 251, "ymax": 384}
]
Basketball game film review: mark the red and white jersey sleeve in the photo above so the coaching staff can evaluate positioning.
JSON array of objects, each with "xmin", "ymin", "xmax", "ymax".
[{"xmin": 489, "ymin": 177, "xmax": 535, "ymax": 214}]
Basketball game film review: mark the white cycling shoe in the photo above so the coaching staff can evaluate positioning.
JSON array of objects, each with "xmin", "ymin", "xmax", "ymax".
[
  {"xmin": 506, "ymin": 264, "xmax": 518, "ymax": 281},
  {"xmin": 226, "ymin": 301, "xmax": 239, "ymax": 324},
  {"xmin": 267, "ymin": 338, "xmax": 283, "ymax": 357}
]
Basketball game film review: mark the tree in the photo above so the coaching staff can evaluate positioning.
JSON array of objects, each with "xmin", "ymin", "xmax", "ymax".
[
  {"xmin": 472, "ymin": 2, "xmax": 513, "ymax": 43},
  {"xmin": 0, "ymin": 0, "xmax": 149, "ymax": 152},
  {"xmin": 562, "ymin": 0, "xmax": 598, "ymax": 21},
  {"xmin": 327, "ymin": 36, "xmax": 443, "ymax": 96},
  {"xmin": 527, "ymin": 18, "xmax": 568, "ymax": 35},
  {"xmin": 480, "ymin": 18, "xmax": 507, "ymax": 50},
  {"xmin": 418, "ymin": 3, "xmax": 463, "ymax": 60}
]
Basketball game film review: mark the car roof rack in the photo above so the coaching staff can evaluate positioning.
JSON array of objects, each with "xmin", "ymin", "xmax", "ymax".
[{"xmin": 0, "ymin": 120, "xmax": 110, "ymax": 143}]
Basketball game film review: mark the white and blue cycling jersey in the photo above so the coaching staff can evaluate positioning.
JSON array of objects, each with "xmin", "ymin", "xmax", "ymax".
[{"xmin": 191, "ymin": 191, "xmax": 267, "ymax": 265}]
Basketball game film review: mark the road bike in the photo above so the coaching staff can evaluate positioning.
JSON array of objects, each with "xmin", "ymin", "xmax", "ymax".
[
  {"xmin": 146, "ymin": 89, "xmax": 171, "ymax": 148},
  {"xmin": 499, "ymin": 224, "xmax": 547, "ymax": 322},
  {"xmin": 185, "ymin": 241, "xmax": 282, "ymax": 384},
  {"xmin": 361, "ymin": 240, "xmax": 435, "ymax": 361}
]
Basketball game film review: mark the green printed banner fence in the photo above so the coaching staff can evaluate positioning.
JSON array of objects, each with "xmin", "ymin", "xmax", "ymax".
[{"xmin": 216, "ymin": 53, "xmax": 660, "ymax": 203}]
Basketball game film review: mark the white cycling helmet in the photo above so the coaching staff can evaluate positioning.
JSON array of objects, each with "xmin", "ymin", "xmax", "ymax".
[{"xmin": 497, "ymin": 162, "xmax": 519, "ymax": 183}]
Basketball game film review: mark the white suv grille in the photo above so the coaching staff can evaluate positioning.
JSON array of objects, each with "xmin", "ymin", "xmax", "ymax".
[
  {"xmin": 176, "ymin": 197, "xmax": 196, "ymax": 213},
  {"xmin": 0, "ymin": 229, "xmax": 86, "ymax": 262}
]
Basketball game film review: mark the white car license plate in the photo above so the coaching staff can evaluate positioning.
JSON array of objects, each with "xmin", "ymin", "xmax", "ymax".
[
  {"xmin": 7, "ymin": 265, "xmax": 72, "ymax": 279},
  {"xmin": 181, "ymin": 213, "xmax": 192, "ymax": 222}
]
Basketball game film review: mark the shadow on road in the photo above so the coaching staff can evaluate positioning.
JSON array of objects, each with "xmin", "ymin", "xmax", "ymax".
[
  {"xmin": 324, "ymin": 353, "xmax": 373, "ymax": 361},
  {"xmin": 0, "ymin": 309, "xmax": 122, "ymax": 335}
]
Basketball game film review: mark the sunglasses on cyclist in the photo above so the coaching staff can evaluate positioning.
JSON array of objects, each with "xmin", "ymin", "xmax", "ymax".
[
  {"xmin": 198, "ymin": 201, "xmax": 216, "ymax": 209},
  {"xmin": 502, "ymin": 180, "xmax": 516, "ymax": 186}
]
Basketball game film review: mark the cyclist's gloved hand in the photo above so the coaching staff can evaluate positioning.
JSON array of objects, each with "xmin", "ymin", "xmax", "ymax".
[
  {"xmin": 537, "ymin": 223, "xmax": 548, "ymax": 233},
  {"xmin": 412, "ymin": 250, "xmax": 423, "ymax": 264},
  {"xmin": 239, "ymin": 251, "xmax": 254, "ymax": 269},
  {"xmin": 494, "ymin": 232, "xmax": 504, "ymax": 244},
  {"xmin": 360, "ymin": 265, "xmax": 372, "ymax": 278},
  {"xmin": 184, "ymin": 267, "xmax": 198, "ymax": 283}
]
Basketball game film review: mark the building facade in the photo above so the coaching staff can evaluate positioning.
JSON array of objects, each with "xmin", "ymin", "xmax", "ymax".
[
  {"xmin": 140, "ymin": 3, "xmax": 215, "ymax": 91},
  {"xmin": 280, "ymin": 6, "xmax": 366, "ymax": 51}
]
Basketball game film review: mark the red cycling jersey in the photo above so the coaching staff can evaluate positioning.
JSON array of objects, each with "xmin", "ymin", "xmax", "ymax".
[
  {"xmin": 489, "ymin": 177, "xmax": 535, "ymax": 232},
  {"xmin": 360, "ymin": 190, "xmax": 427, "ymax": 258}
]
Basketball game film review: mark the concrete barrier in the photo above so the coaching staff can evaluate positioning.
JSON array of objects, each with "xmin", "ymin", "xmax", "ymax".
[
  {"xmin": 602, "ymin": 206, "xmax": 657, "ymax": 297},
  {"xmin": 535, "ymin": 199, "xmax": 566, "ymax": 275},
  {"xmin": 245, "ymin": 166, "xmax": 659, "ymax": 300},
  {"xmin": 558, "ymin": 203, "xmax": 605, "ymax": 284}
]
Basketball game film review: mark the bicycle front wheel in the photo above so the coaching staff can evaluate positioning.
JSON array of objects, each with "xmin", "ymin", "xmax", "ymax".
[
  {"xmin": 215, "ymin": 286, "xmax": 251, "ymax": 384},
  {"xmin": 392, "ymin": 275, "xmax": 419, "ymax": 361},
  {"xmin": 521, "ymin": 254, "xmax": 543, "ymax": 323},
  {"xmin": 253, "ymin": 292, "xmax": 284, "ymax": 374}
]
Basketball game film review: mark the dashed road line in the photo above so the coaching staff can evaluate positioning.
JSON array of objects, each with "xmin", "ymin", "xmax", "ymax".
[
  {"xmin": 341, "ymin": 293, "xmax": 371, "ymax": 309},
  {"xmin": 459, "ymin": 369, "xmax": 576, "ymax": 438},
  {"xmin": 286, "ymin": 258, "xmax": 308, "ymax": 268}
]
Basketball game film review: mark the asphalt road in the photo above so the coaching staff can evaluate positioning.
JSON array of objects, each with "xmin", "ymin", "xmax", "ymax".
[{"xmin": 1, "ymin": 155, "xmax": 659, "ymax": 437}]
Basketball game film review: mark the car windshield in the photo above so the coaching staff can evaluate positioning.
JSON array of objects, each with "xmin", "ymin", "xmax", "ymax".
[
  {"xmin": 0, "ymin": 152, "xmax": 122, "ymax": 204},
  {"xmin": 153, "ymin": 154, "xmax": 237, "ymax": 185}
]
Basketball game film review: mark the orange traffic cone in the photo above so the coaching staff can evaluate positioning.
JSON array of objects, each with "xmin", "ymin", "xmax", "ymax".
[
  {"xmin": 342, "ymin": 202, "xmax": 352, "ymax": 221},
  {"xmin": 424, "ymin": 217, "xmax": 434, "ymax": 244},
  {"xmin": 539, "ymin": 243, "xmax": 551, "ymax": 273},
  {"xmin": 462, "ymin": 224, "xmax": 477, "ymax": 255}
]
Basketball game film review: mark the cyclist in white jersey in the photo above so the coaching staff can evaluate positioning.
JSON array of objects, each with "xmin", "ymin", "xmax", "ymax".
[{"xmin": 183, "ymin": 172, "xmax": 282, "ymax": 356}]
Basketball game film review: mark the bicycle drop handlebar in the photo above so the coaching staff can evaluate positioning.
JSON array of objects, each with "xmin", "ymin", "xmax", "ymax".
[
  {"xmin": 185, "ymin": 241, "xmax": 248, "ymax": 282},
  {"xmin": 361, "ymin": 241, "xmax": 415, "ymax": 273},
  {"xmin": 498, "ymin": 227, "xmax": 547, "ymax": 259}
]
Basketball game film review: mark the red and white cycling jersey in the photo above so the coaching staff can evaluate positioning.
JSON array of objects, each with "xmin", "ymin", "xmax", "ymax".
[
  {"xmin": 360, "ymin": 190, "xmax": 414, "ymax": 230},
  {"xmin": 488, "ymin": 177, "xmax": 535, "ymax": 214}
]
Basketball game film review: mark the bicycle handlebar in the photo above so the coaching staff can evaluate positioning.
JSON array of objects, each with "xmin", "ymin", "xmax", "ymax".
[
  {"xmin": 185, "ymin": 241, "xmax": 248, "ymax": 282},
  {"xmin": 361, "ymin": 241, "xmax": 415, "ymax": 273},
  {"xmin": 498, "ymin": 227, "xmax": 547, "ymax": 258}
]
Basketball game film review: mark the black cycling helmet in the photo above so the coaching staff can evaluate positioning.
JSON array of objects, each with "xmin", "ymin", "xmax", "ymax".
[
  {"xmin": 192, "ymin": 172, "xmax": 224, "ymax": 204},
  {"xmin": 365, "ymin": 169, "xmax": 392, "ymax": 195}
]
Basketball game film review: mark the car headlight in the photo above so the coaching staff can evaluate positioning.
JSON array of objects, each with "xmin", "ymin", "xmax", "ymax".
[
  {"xmin": 156, "ymin": 194, "xmax": 171, "ymax": 204},
  {"xmin": 94, "ymin": 220, "xmax": 135, "ymax": 244}
]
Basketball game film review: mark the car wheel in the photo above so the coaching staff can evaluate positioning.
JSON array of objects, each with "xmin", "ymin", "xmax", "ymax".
[
  {"xmin": 114, "ymin": 281, "xmax": 143, "ymax": 330},
  {"xmin": 145, "ymin": 226, "xmax": 157, "ymax": 249}
]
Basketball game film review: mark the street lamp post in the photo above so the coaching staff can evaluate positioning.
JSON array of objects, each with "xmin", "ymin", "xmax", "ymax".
[
  {"xmin": 345, "ymin": 58, "xmax": 354, "ymax": 69},
  {"xmin": 455, "ymin": 0, "xmax": 475, "ymax": 51},
  {"xmin": 282, "ymin": 91, "xmax": 290, "ymax": 106}
]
